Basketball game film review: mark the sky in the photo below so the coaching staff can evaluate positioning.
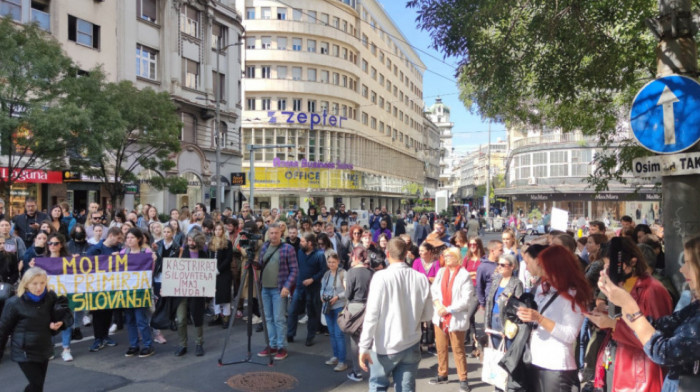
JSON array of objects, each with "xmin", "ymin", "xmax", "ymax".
[{"xmin": 379, "ymin": 1, "xmax": 507, "ymax": 156}]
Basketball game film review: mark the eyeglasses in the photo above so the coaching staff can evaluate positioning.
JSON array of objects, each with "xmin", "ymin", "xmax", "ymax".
[
  {"xmin": 498, "ymin": 263, "xmax": 511, "ymax": 267},
  {"xmin": 92, "ymin": 216, "xmax": 102, "ymax": 220},
  {"xmin": 353, "ymin": 232, "xmax": 361, "ymax": 235},
  {"xmin": 48, "ymin": 242, "xmax": 60, "ymax": 246}
]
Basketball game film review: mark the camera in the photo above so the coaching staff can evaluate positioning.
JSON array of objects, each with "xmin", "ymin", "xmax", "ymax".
[
  {"xmin": 238, "ymin": 230, "xmax": 262, "ymax": 249},
  {"xmin": 322, "ymin": 295, "xmax": 333, "ymax": 302}
]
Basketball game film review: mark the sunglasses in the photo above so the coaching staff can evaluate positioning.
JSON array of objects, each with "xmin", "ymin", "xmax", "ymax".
[
  {"xmin": 92, "ymin": 216, "xmax": 102, "ymax": 220},
  {"xmin": 48, "ymin": 242, "xmax": 61, "ymax": 246},
  {"xmin": 353, "ymin": 232, "xmax": 361, "ymax": 235},
  {"xmin": 498, "ymin": 263, "xmax": 511, "ymax": 267}
]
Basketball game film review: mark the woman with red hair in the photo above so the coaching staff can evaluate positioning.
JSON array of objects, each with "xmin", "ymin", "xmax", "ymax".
[{"xmin": 517, "ymin": 245, "xmax": 592, "ymax": 392}]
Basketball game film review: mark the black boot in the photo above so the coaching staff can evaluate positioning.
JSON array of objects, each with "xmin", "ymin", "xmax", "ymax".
[
  {"xmin": 208, "ymin": 316, "xmax": 223, "ymax": 326},
  {"xmin": 221, "ymin": 316, "xmax": 230, "ymax": 329}
]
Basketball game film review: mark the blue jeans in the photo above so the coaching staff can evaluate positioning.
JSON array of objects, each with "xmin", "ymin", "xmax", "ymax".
[
  {"xmin": 490, "ymin": 313, "xmax": 512, "ymax": 350},
  {"xmin": 261, "ymin": 287, "xmax": 288, "ymax": 350},
  {"xmin": 369, "ymin": 343, "xmax": 421, "ymax": 392},
  {"xmin": 287, "ymin": 284, "xmax": 321, "ymax": 340},
  {"xmin": 125, "ymin": 307, "xmax": 153, "ymax": 348},
  {"xmin": 61, "ymin": 327, "xmax": 72, "ymax": 348},
  {"xmin": 324, "ymin": 306, "xmax": 346, "ymax": 361}
]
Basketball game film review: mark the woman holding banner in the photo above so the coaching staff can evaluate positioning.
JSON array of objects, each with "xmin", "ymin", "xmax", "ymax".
[
  {"xmin": 208, "ymin": 223, "xmax": 233, "ymax": 328},
  {"xmin": 119, "ymin": 228, "xmax": 155, "ymax": 358},
  {"xmin": 46, "ymin": 233, "xmax": 75, "ymax": 362},
  {"xmin": 174, "ymin": 230, "xmax": 208, "ymax": 357}
]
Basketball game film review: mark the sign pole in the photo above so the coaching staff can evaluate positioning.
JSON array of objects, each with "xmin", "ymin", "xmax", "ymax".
[{"xmin": 653, "ymin": 0, "xmax": 700, "ymax": 288}]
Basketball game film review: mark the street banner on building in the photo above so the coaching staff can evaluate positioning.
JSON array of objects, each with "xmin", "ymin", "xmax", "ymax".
[
  {"xmin": 35, "ymin": 253, "xmax": 153, "ymax": 311},
  {"xmin": 551, "ymin": 207, "xmax": 569, "ymax": 232},
  {"xmin": 248, "ymin": 167, "xmax": 362, "ymax": 190},
  {"xmin": 161, "ymin": 257, "xmax": 216, "ymax": 297},
  {"xmin": 631, "ymin": 152, "xmax": 700, "ymax": 177}
]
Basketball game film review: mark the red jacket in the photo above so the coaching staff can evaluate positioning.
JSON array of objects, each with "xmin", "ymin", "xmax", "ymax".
[{"xmin": 596, "ymin": 274, "xmax": 672, "ymax": 392}]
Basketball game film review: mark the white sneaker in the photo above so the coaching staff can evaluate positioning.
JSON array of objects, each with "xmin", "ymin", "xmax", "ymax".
[
  {"xmin": 299, "ymin": 315, "xmax": 308, "ymax": 324},
  {"xmin": 82, "ymin": 315, "xmax": 92, "ymax": 326},
  {"xmin": 62, "ymin": 350, "xmax": 73, "ymax": 362},
  {"xmin": 109, "ymin": 323, "xmax": 117, "ymax": 334},
  {"xmin": 325, "ymin": 357, "xmax": 338, "ymax": 366},
  {"xmin": 333, "ymin": 362, "xmax": 348, "ymax": 372},
  {"xmin": 251, "ymin": 315, "xmax": 262, "ymax": 324}
]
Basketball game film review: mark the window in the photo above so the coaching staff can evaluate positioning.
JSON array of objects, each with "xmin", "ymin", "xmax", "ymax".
[
  {"xmin": 290, "ymin": 67, "xmax": 301, "ymax": 81},
  {"xmin": 550, "ymin": 150, "xmax": 569, "ymax": 177},
  {"xmin": 261, "ymin": 36, "xmax": 271, "ymax": 49},
  {"xmin": 181, "ymin": 113, "xmax": 196, "ymax": 143},
  {"xmin": 362, "ymin": 34, "xmax": 368, "ymax": 47},
  {"xmin": 307, "ymin": 68, "xmax": 316, "ymax": 82},
  {"xmin": 362, "ymin": 59, "xmax": 368, "ymax": 72},
  {"xmin": 0, "ymin": 0, "xmax": 21, "ymax": 21},
  {"xmin": 370, "ymin": 43, "xmax": 376, "ymax": 55},
  {"xmin": 179, "ymin": 6, "xmax": 199, "ymax": 38},
  {"xmin": 308, "ymin": 100, "xmax": 316, "ymax": 112},
  {"xmin": 246, "ymin": 98, "xmax": 256, "ymax": 110},
  {"xmin": 379, "ymin": 97, "xmax": 384, "ymax": 108},
  {"xmin": 293, "ymin": 8, "xmax": 302, "ymax": 20},
  {"xmin": 261, "ymin": 66, "xmax": 271, "ymax": 79},
  {"xmin": 370, "ymin": 91, "xmax": 376, "ymax": 103},
  {"xmin": 332, "ymin": 73, "xmax": 339, "ymax": 85},
  {"xmin": 211, "ymin": 23, "xmax": 227, "ymax": 49},
  {"xmin": 261, "ymin": 98, "xmax": 271, "ymax": 110},
  {"xmin": 342, "ymin": 48, "xmax": 348, "ymax": 60},
  {"xmin": 278, "ymin": 98, "xmax": 287, "ymax": 110},
  {"xmin": 308, "ymin": 11, "xmax": 316, "ymax": 22},
  {"xmin": 321, "ymin": 13, "xmax": 329, "ymax": 25},
  {"xmin": 332, "ymin": 17, "xmax": 339, "ymax": 28},
  {"xmin": 292, "ymin": 38, "xmax": 302, "ymax": 51},
  {"xmin": 137, "ymin": 0, "xmax": 157, "ymax": 23},
  {"xmin": 307, "ymin": 39, "xmax": 316, "ymax": 52},
  {"xmin": 370, "ymin": 117, "xmax": 377, "ymax": 129},
  {"xmin": 68, "ymin": 15, "xmax": 100, "ymax": 49},
  {"xmin": 379, "ymin": 52, "xmax": 384, "ymax": 64},
  {"xmin": 246, "ymin": 7, "xmax": 255, "ymax": 19},
  {"xmin": 245, "ymin": 66, "xmax": 255, "ymax": 78},
  {"xmin": 261, "ymin": 7, "xmax": 271, "ymax": 19},
  {"xmin": 320, "ymin": 70, "xmax": 328, "ymax": 83},
  {"xmin": 277, "ymin": 7, "xmax": 287, "ymax": 20},
  {"xmin": 213, "ymin": 71, "xmax": 225, "ymax": 101},
  {"xmin": 320, "ymin": 42, "xmax": 329, "ymax": 54},
  {"xmin": 342, "ymin": 20, "xmax": 347, "ymax": 32},
  {"xmin": 379, "ymin": 73, "xmax": 384, "ymax": 86},
  {"xmin": 320, "ymin": 101, "xmax": 329, "ymax": 112},
  {"xmin": 246, "ymin": 37, "xmax": 255, "ymax": 49},
  {"xmin": 293, "ymin": 98, "xmax": 302, "ymax": 111},
  {"xmin": 332, "ymin": 103, "xmax": 339, "ymax": 115},
  {"xmin": 277, "ymin": 37, "xmax": 287, "ymax": 50},
  {"xmin": 183, "ymin": 59, "xmax": 199, "ymax": 89},
  {"xmin": 361, "ymin": 112, "xmax": 368, "ymax": 125},
  {"xmin": 342, "ymin": 75, "xmax": 347, "ymax": 87},
  {"xmin": 332, "ymin": 44, "xmax": 339, "ymax": 57},
  {"xmin": 370, "ymin": 67, "xmax": 377, "ymax": 80},
  {"xmin": 361, "ymin": 85, "xmax": 368, "ymax": 98},
  {"xmin": 136, "ymin": 44, "xmax": 157, "ymax": 80},
  {"xmin": 277, "ymin": 66, "xmax": 287, "ymax": 79}
]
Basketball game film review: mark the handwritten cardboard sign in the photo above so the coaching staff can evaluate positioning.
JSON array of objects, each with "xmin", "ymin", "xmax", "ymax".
[{"xmin": 161, "ymin": 257, "xmax": 217, "ymax": 297}]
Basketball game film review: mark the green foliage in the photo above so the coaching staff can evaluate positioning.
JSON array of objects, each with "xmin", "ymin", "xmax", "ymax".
[
  {"xmin": 68, "ymin": 77, "xmax": 182, "ymax": 207},
  {"xmin": 408, "ymin": 0, "xmax": 664, "ymax": 188},
  {"xmin": 0, "ymin": 17, "xmax": 91, "ymax": 198}
]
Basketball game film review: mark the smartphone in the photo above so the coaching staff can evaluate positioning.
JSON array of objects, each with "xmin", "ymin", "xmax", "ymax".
[{"xmin": 607, "ymin": 237, "xmax": 625, "ymax": 285}]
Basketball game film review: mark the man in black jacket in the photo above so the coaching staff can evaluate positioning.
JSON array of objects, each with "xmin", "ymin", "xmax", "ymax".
[{"xmin": 12, "ymin": 198, "xmax": 49, "ymax": 245}]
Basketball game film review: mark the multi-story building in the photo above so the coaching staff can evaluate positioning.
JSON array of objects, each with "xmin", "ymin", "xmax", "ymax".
[
  {"xmin": 236, "ymin": 0, "xmax": 426, "ymax": 213},
  {"xmin": 421, "ymin": 114, "xmax": 441, "ymax": 199},
  {"xmin": 455, "ymin": 139, "xmax": 506, "ymax": 207},
  {"xmin": 497, "ymin": 125, "xmax": 661, "ymax": 222},
  {"xmin": 425, "ymin": 97, "xmax": 454, "ymax": 190},
  {"xmin": 2, "ymin": 0, "xmax": 244, "ymax": 214}
]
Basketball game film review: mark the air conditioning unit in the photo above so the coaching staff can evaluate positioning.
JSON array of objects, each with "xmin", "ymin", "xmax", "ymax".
[{"xmin": 528, "ymin": 177, "xmax": 537, "ymax": 185}]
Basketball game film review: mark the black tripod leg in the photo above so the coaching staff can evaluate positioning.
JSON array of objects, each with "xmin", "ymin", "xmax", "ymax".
[
  {"xmin": 252, "ymin": 269, "xmax": 274, "ymax": 366},
  {"xmin": 218, "ymin": 267, "xmax": 249, "ymax": 365}
]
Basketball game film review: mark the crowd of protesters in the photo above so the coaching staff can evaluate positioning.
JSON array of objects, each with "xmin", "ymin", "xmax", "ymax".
[{"xmin": 1, "ymin": 196, "xmax": 699, "ymax": 392}]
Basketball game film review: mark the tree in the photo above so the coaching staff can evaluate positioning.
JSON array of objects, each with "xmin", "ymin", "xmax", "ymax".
[
  {"xmin": 0, "ymin": 17, "xmax": 90, "ymax": 200},
  {"xmin": 67, "ymin": 76, "xmax": 184, "ymax": 208},
  {"xmin": 408, "ymin": 0, "xmax": 662, "ymax": 189}
]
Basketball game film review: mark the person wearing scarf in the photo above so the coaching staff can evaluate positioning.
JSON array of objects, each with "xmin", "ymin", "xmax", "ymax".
[{"xmin": 428, "ymin": 247, "xmax": 475, "ymax": 391}]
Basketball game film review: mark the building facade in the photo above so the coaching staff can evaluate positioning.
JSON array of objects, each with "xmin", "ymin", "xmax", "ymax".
[
  {"xmin": 455, "ymin": 139, "xmax": 507, "ymax": 206},
  {"xmin": 2, "ymin": 0, "xmax": 245, "ymax": 214},
  {"xmin": 236, "ymin": 0, "xmax": 427, "ymax": 213},
  {"xmin": 425, "ymin": 98, "xmax": 455, "ymax": 190},
  {"xmin": 497, "ymin": 125, "xmax": 661, "ymax": 223}
]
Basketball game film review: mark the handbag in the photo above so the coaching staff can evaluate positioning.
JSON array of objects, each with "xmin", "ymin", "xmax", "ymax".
[
  {"xmin": 679, "ymin": 361, "xmax": 700, "ymax": 392},
  {"xmin": 482, "ymin": 337, "xmax": 508, "ymax": 390},
  {"xmin": 0, "ymin": 281, "xmax": 16, "ymax": 302},
  {"xmin": 338, "ymin": 303, "xmax": 365, "ymax": 337},
  {"xmin": 150, "ymin": 297, "xmax": 177, "ymax": 330}
]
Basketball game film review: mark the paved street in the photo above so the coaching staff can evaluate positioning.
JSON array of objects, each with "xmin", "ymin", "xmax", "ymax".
[{"xmin": 0, "ymin": 312, "xmax": 495, "ymax": 392}]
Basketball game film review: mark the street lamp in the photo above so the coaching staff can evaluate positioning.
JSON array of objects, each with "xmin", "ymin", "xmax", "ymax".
[
  {"xmin": 212, "ymin": 39, "xmax": 243, "ymax": 213},
  {"xmin": 247, "ymin": 144, "xmax": 294, "ymax": 213}
]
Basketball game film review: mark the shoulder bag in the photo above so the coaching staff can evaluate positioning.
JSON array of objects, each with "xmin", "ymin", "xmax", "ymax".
[{"xmin": 679, "ymin": 361, "xmax": 700, "ymax": 392}]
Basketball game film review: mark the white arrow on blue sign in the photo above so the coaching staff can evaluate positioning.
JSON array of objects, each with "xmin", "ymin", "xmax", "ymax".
[{"xmin": 630, "ymin": 75, "xmax": 700, "ymax": 154}]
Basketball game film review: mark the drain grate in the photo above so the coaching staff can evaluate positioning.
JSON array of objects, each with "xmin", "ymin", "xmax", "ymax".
[{"xmin": 226, "ymin": 371, "xmax": 299, "ymax": 391}]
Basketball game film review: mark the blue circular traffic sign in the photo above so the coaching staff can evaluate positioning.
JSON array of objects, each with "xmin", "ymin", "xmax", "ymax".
[{"xmin": 630, "ymin": 75, "xmax": 700, "ymax": 154}]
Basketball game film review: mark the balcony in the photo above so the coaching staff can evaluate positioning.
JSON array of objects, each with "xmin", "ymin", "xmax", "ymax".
[
  {"xmin": 510, "ymin": 132, "xmax": 595, "ymax": 149},
  {"xmin": 31, "ymin": 8, "xmax": 50, "ymax": 32}
]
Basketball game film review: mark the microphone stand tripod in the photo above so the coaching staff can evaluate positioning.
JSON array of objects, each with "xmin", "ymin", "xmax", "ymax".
[{"xmin": 218, "ymin": 242, "xmax": 273, "ymax": 367}]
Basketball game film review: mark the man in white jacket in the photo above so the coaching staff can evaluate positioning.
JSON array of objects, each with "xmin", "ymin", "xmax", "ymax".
[{"xmin": 358, "ymin": 238, "xmax": 433, "ymax": 392}]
